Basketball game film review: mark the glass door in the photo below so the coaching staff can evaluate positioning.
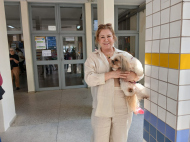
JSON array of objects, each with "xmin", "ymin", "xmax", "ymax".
[{"xmin": 60, "ymin": 35, "xmax": 86, "ymax": 89}]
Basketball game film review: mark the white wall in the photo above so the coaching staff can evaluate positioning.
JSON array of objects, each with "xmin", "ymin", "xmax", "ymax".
[{"xmin": 0, "ymin": 0, "xmax": 16, "ymax": 132}]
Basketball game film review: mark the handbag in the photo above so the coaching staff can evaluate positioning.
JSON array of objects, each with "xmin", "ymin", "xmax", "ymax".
[{"xmin": 0, "ymin": 86, "xmax": 5, "ymax": 100}]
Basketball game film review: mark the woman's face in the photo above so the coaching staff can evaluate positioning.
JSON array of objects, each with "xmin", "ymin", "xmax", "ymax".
[{"xmin": 98, "ymin": 29, "xmax": 114, "ymax": 50}]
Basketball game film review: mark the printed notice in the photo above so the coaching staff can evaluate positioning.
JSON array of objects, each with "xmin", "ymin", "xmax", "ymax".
[
  {"xmin": 42, "ymin": 50, "xmax": 51, "ymax": 56},
  {"xmin": 35, "ymin": 37, "xmax": 46, "ymax": 49}
]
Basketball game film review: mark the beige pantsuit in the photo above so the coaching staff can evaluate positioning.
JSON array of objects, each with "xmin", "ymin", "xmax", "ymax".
[{"xmin": 11, "ymin": 67, "xmax": 20, "ymax": 87}]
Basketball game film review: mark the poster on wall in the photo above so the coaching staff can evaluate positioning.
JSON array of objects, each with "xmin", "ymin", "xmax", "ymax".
[
  {"xmin": 46, "ymin": 37, "xmax": 56, "ymax": 49},
  {"xmin": 35, "ymin": 37, "xmax": 46, "ymax": 49}
]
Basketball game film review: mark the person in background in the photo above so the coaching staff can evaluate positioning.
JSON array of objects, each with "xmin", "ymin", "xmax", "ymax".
[
  {"xmin": 9, "ymin": 48, "xmax": 20, "ymax": 90},
  {"xmin": 16, "ymin": 48, "xmax": 25, "ymax": 74}
]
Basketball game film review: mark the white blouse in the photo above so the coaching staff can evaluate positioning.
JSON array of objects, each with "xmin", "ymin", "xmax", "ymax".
[{"xmin": 84, "ymin": 47, "xmax": 144, "ymax": 117}]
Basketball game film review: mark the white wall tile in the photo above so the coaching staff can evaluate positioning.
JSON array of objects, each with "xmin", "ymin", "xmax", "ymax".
[
  {"xmin": 182, "ymin": 20, "xmax": 190, "ymax": 36},
  {"xmin": 158, "ymin": 106, "xmax": 166, "ymax": 122},
  {"xmin": 161, "ymin": 0, "xmax": 170, "ymax": 10},
  {"xmin": 153, "ymin": 12, "xmax": 160, "ymax": 27},
  {"xmin": 153, "ymin": 26, "xmax": 160, "ymax": 40},
  {"xmin": 152, "ymin": 40, "xmax": 160, "ymax": 53},
  {"xmin": 146, "ymin": 28, "xmax": 153, "ymax": 40},
  {"xmin": 158, "ymin": 81, "xmax": 167, "ymax": 96},
  {"xmin": 177, "ymin": 115, "xmax": 190, "ymax": 130},
  {"xmin": 151, "ymin": 90, "xmax": 158, "ymax": 104},
  {"xmin": 151, "ymin": 78, "xmax": 159, "ymax": 91},
  {"xmin": 181, "ymin": 37, "xmax": 190, "ymax": 53},
  {"xmin": 170, "ymin": 3, "xmax": 182, "ymax": 22},
  {"xmin": 151, "ymin": 102, "xmax": 158, "ymax": 116},
  {"xmin": 161, "ymin": 24, "xmax": 169, "ymax": 39},
  {"xmin": 158, "ymin": 94, "xmax": 167, "ymax": 109},
  {"xmin": 171, "ymin": 0, "xmax": 182, "ymax": 6},
  {"xmin": 167, "ymin": 98, "xmax": 177, "ymax": 115},
  {"xmin": 183, "ymin": 2, "xmax": 190, "ymax": 19},
  {"xmin": 161, "ymin": 8, "xmax": 170, "ymax": 24},
  {"xmin": 146, "ymin": 2, "xmax": 153, "ymax": 16},
  {"xmin": 153, "ymin": 0, "xmax": 161, "ymax": 13},
  {"xmin": 145, "ymin": 88, "xmax": 151, "ymax": 101},
  {"xmin": 169, "ymin": 38, "xmax": 180, "ymax": 53},
  {"xmin": 160, "ymin": 39, "xmax": 169, "ymax": 53},
  {"xmin": 167, "ymin": 83, "xmax": 178, "ymax": 100},
  {"xmin": 145, "ymin": 65, "xmax": 151, "ymax": 76},
  {"xmin": 179, "ymin": 85, "xmax": 190, "ymax": 101},
  {"xmin": 146, "ymin": 15, "xmax": 153, "ymax": 28},
  {"xmin": 159, "ymin": 67, "xmax": 168, "ymax": 82},
  {"xmin": 145, "ymin": 41, "xmax": 152, "ymax": 53},
  {"xmin": 168, "ymin": 69, "xmax": 179, "ymax": 85},
  {"xmin": 144, "ymin": 99, "xmax": 151, "ymax": 111},
  {"xmin": 178, "ymin": 100, "xmax": 190, "ymax": 115},
  {"xmin": 145, "ymin": 76, "xmax": 151, "ymax": 88},
  {"xmin": 146, "ymin": 0, "xmax": 152, "ymax": 3},
  {"xmin": 179, "ymin": 70, "xmax": 190, "ymax": 85},
  {"xmin": 166, "ymin": 111, "xmax": 177, "ymax": 129},
  {"xmin": 170, "ymin": 20, "xmax": 181, "ymax": 37},
  {"xmin": 151, "ymin": 66, "xmax": 159, "ymax": 79}
]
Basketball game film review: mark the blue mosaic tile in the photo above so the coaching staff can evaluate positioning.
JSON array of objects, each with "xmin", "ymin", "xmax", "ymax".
[
  {"xmin": 143, "ymin": 129, "xmax": 150, "ymax": 142},
  {"xmin": 176, "ymin": 129, "xmax": 190, "ymax": 142},
  {"xmin": 150, "ymin": 124, "xmax": 156, "ymax": 139},
  {"xmin": 165, "ymin": 124, "xmax": 175, "ymax": 142},
  {"xmin": 144, "ymin": 119, "xmax": 150, "ymax": 132},
  {"xmin": 157, "ymin": 130, "xmax": 165, "ymax": 142},
  {"xmin": 157, "ymin": 118, "xmax": 166, "ymax": 135},
  {"xmin": 144, "ymin": 109, "xmax": 151, "ymax": 122},
  {"xmin": 150, "ymin": 135, "xmax": 156, "ymax": 142},
  {"xmin": 150, "ymin": 113, "xmax": 157, "ymax": 127},
  {"xmin": 165, "ymin": 137, "xmax": 172, "ymax": 142}
]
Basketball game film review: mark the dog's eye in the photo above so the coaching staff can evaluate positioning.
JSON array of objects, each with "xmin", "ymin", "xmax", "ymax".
[{"xmin": 115, "ymin": 59, "xmax": 118, "ymax": 61}]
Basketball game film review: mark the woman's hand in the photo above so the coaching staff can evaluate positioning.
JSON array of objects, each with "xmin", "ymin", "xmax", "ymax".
[
  {"xmin": 123, "ymin": 71, "xmax": 139, "ymax": 82},
  {"xmin": 105, "ymin": 70, "xmax": 130, "ymax": 81}
]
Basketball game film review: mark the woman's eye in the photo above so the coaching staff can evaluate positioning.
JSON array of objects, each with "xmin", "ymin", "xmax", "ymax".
[
  {"xmin": 101, "ymin": 37, "xmax": 104, "ymax": 38},
  {"xmin": 115, "ymin": 59, "xmax": 118, "ymax": 61}
]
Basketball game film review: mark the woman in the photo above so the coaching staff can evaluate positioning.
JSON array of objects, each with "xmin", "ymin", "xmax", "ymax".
[
  {"xmin": 16, "ymin": 48, "xmax": 25, "ymax": 74},
  {"xmin": 85, "ymin": 23, "xmax": 143, "ymax": 142}
]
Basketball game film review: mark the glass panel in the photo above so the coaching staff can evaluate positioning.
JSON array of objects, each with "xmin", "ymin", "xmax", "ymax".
[
  {"xmin": 31, "ymin": 6, "xmax": 56, "ymax": 31},
  {"xmin": 5, "ymin": 5, "xmax": 21, "ymax": 31},
  {"xmin": 118, "ymin": 36, "xmax": 136, "ymax": 56},
  {"xmin": 63, "ymin": 36, "xmax": 83, "ymax": 60},
  {"xmin": 93, "ymin": 7, "xmax": 98, "ymax": 31},
  {"xmin": 64, "ymin": 63, "xmax": 84, "ymax": 86},
  {"xmin": 94, "ymin": 36, "xmax": 98, "ymax": 51},
  {"xmin": 60, "ymin": 7, "xmax": 83, "ymax": 31},
  {"xmin": 118, "ymin": 8, "xmax": 137, "ymax": 31},
  {"xmin": 37, "ymin": 64, "xmax": 59, "ymax": 88},
  {"xmin": 35, "ymin": 36, "xmax": 57, "ymax": 61}
]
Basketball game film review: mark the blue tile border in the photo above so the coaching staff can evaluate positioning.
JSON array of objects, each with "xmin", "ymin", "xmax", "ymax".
[
  {"xmin": 157, "ymin": 130, "xmax": 165, "ymax": 142},
  {"xmin": 150, "ymin": 113, "xmax": 157, "ymax": 128},
  {"xmin": 150, "ymin": 124, "xmax": 156, "ymax": 139},
  {"xmin": 166, "ymin": 124, "xmax": 175, "ymax": 142},
  {"xmin": 143, "ymin": 129, "xmax": 149, "ymax": 142},
  {"xmin": 150, "ymin": 135, "xmax": 156, "ymax": 142},
  {"xmin": 144, "ymin": 109, "xmax": 151, "ymax": 122},
  {"xmin": 157, "ymin": 118, "xmax": 166, "ymax": 135},
  {"xmin": 176, "ymin": 129, "xmax": 190, "ymax": 142}
]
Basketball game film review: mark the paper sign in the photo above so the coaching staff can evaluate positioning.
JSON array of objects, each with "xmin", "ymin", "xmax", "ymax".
[
  {"xmin": 42, "ymin": 50, "xmax": 51, "ymax": 56},
  {"xmin": 48, "ymin": 26, "xmax": 56, "ymax": 31},
  {"xmin": 35, "ymin": 37, "xmax": 46, "ymax": 49}
]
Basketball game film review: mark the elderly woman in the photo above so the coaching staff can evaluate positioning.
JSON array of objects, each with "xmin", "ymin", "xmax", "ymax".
[{"xmin": 85, "ymin": 23, "xmax": 143, "ymax": 142}]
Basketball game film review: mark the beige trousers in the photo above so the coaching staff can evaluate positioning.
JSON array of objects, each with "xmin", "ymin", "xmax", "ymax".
[
  {"xmin": 91, "ymin": 87, "xmax": 133, "ymax": 142},
  {"xmin": 11, "ymin": 67, "xmax": 20, "ymax": 88}
]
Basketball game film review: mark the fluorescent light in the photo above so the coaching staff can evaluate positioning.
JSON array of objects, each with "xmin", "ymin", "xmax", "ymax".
[
  {"xmin": 8, "ymin": 25, "xmax": 14, "ymax": 29},
  {"xmin": 77, "ymin": 25, "xmax": 81, "ymax": 29}
]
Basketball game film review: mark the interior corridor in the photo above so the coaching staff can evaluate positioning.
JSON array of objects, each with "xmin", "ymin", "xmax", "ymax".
[{"xmin": 0, "ymin": 75, "xmax": 144, "ymax": 142}]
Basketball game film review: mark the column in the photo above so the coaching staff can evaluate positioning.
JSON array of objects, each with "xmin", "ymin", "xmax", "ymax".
[
  {"xmin": 97, "ymin": 0, "xmax": 114, "ymax": 27},
  {"xmin": 0, "ymin": 0, "xmax": 16, "ymax": 132},
  {"xmin": 144, "ymin": 0, "xmax": 190, "ymax": 142},
  {"xmin": 85, "ymin": 2, "xmax": 93, "ymax": 58},
  {"xmin": 20, "ymin": 1, "xmax": 35, "ymax": 92}
]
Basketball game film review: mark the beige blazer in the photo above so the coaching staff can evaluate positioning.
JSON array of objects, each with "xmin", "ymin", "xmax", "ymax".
[{"xmin": 84, "ymin": 47, "xmax": 143, "ymax": 117}]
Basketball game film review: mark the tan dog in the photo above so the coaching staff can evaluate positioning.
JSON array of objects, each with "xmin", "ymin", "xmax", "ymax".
[{"xmin": 110, "ymin": 53, "xmax": 149, "ymax": 112}]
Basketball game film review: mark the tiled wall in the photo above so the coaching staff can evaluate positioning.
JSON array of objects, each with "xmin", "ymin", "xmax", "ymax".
[{"xmin": 144, "ymin": 0, "xmax": 190, "ymax": 142}]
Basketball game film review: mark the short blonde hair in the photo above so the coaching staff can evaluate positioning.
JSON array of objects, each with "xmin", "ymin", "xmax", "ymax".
[{"xmin": 95, "ymin": 23, "xmax": 117, "ymax": 45}]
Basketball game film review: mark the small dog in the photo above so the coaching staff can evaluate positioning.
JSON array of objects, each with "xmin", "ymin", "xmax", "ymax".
[{"xmin": 110, "ymin": 53, "xmax": 149, "ymax": 112}]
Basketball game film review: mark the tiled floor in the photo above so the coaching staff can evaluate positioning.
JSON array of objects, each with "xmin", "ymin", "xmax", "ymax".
[{"xmin": 0, "ymin": 74, "xmax": 144, "ymax": 142}]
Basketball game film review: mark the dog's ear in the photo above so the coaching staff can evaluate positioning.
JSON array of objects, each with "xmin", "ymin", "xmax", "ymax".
[{"xmin": 121, "ymin": 54, "xmax": 130, "ymax": 71}]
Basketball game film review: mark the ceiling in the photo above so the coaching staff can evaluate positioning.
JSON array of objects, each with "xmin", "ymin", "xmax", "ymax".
[{"xmin": 4, "ymin": 0, "xmax": 145, "ymax": 6}]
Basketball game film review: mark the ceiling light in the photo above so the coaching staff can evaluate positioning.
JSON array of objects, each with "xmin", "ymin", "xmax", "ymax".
[
  {"xmin": 8, "ymin": 25, "xmax": 15, "ymax": 28},
  {"xmin": 77, "ymin": 25, "xmax": 81, "ymax": 29}
]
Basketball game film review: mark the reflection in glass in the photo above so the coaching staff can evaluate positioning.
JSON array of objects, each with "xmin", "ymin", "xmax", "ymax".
[
  {"xmin": 31, "ymin": 6, "xmax": 56, "ymax": 31},
  {"xmin": 63, "ymin": 37, "xmax": 83, "ymax": 60},
  {"xmin": 94, "ymin": 36, "xmax": 98, "ymax": 51},
  {"xmin": 118, "ymin": 8, "xmax": 137, "ymax": 31},
  {"xmin": 5, "ymin": 5, "xmax": 21, "ymax": 31},
  {"xmin": 118, "ymin": 36, "xmax": 136, "ymax": 56},
  {"xmin": 93, "ymin": 7, "xmax": 98, "ymax": 31},
  {"xmin": 37, "ymin": 65, "xmax": 59, "ymax": 88},
  {"xmin": 64, "ymin": 64, "xmax": 84, "ymax": 86},
  {"xmin": 35, "ymin": 36, "xmax": 57, "ymax": 61},
  {"xmin": 60, "ymin": 7, "xmax": 83, "ymax": 31}
]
